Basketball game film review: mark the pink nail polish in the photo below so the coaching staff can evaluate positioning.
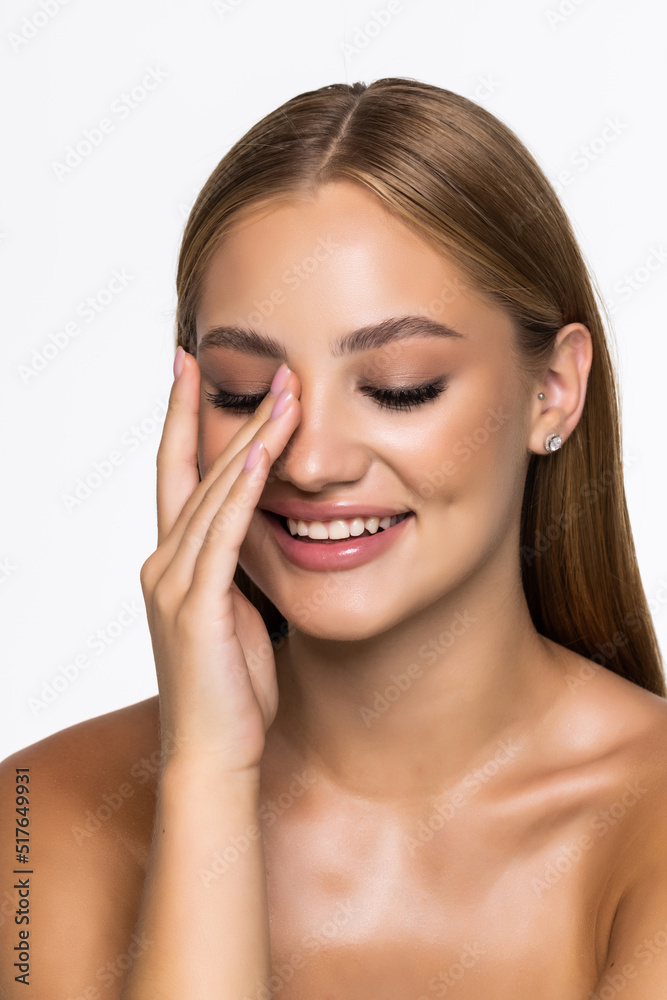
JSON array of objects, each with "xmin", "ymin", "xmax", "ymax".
[
  {"xmin": 173, "ymin": 345, "xmax": 185, "ymax": 380},
  {"xmin": 244, "ymin": 439, "xmax": 264, "ymax": 471},
  {"xmin": 270, "ymin": 388, "xmax": 293, "ymax": 420},
  {"xmin": 270, "ymin": 363, "xmax": 290, "ymax": 397}
]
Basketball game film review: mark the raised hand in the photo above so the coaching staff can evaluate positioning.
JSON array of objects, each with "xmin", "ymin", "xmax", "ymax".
[{"xmin": 139, "ymin": 349, "xmax": 301, "ymax": 774}]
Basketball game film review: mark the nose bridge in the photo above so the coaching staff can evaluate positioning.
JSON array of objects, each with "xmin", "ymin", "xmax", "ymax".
[{"xmin": 271, "ymin": 376, "xmax": 368, "ymax": 488}]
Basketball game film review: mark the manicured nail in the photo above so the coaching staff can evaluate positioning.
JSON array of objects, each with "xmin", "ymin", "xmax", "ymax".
[
  {"xmin": 244, "ymin": 439, "xmax": 264, "ymax": 471},
  {"xmin": 269, "ymin": 363, "xmax": 291, "ymax": 397},
  {"xmin": 270, "ymin": 388, "xmax": 293, "ymax": 420},
  {"xmin": 173, "ymin": 345, "xmax": 185, "ymax": 380}
]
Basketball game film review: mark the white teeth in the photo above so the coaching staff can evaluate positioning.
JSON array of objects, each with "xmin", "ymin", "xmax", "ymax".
[{"xmin": 286, "ymin": 513, "xmax": 406, "ymax": 539}]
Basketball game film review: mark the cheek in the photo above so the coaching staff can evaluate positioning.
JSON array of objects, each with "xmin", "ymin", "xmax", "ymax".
[{"xmin": 404, "ymin": 394, "xmax": 521, "ymax": 512}]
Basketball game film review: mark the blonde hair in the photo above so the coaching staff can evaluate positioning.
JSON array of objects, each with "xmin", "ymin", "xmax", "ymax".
[{"xmin": 175, "ymin": 77, "xmax": 665, "ymax": 696}]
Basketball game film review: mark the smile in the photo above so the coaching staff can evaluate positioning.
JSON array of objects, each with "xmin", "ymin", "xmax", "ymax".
[
  {"xmin": 260, "ymin": 510, "xmax": 415, "ymax": 571},
  {"xmin": 286, "ymin": 512, "xmax": 410, "ymax": 541}
]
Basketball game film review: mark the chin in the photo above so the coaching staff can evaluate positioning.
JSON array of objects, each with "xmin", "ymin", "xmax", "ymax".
[{"xmin": 250, "ymin": 576, "xmax": 413, "ymax": 644}]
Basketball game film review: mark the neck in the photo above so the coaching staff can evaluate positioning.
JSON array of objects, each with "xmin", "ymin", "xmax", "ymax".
[{"xmin": 269, "ymin": 555, "xmax": 567, "ymax": 804}]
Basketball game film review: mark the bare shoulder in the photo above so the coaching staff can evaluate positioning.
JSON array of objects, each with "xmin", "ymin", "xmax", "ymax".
[
  {"xmin": 553, "ymin": 654, "xmax": 667, "ymax": 996},
  {"xmin": 548, "ymin": 640, "xmax": 667, "ymax": 840},
  {"xmin": 0, "ymin": 696, "xmax": 161, "ymax": 998},
  {"xmin": 544, "ymin": 638, "xmax": 667, "ymax": 749}
]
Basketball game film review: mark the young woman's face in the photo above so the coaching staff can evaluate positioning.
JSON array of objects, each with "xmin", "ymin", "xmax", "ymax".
[{"xmin": 195, "ymin": 180, "xmax": 534, "ymax": 640}]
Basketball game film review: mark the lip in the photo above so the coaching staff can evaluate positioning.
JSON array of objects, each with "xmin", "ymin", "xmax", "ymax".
[
  {"xmin": 261, "ymin": 509, "xmax": 415, "ymax": 572},
  {"xmin": 259, "ymin": 501, "xmax": 412, "ymax": 522}
]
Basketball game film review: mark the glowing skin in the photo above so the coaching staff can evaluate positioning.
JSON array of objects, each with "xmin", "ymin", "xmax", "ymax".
[
  {"xmin": 194, "ymin": 179, "xmax": 594, "ymax": 801},
  {"xmin": 11, "ymin": 181, "xmax": 667, "ymax": 999}
]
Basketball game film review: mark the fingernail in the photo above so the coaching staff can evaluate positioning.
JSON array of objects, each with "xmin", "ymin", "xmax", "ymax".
[
  {"xmin": 173, "ymin": 345, "xmax": 185, "ymax": 380},
  {"xmin": 244, "ymin": 439, "xmax": 264, "ymax": 471},
  {"xmin": 270, "ymin": 388, "xmax": 293, "ymax": 420},
  {"xmin": 269, "ymin": 363, "xmax": 291, "ymax": 397}
]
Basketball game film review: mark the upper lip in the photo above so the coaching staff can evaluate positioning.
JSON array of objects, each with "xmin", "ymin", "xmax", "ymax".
[{"xmin": 260, "ymin": 501, "xmax": 414, "ymax": 522}]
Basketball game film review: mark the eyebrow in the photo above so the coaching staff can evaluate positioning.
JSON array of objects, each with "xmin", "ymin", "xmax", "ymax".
[{"xmin": 197, "ymin": 315, "xmax": 465, "ymax": 360}]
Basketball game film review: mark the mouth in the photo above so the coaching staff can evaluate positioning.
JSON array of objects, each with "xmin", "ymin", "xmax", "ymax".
[
  {"xmin": 268, "ymin": 511, "xmax": 413, "ymax": 543},
  {"xmin": 260, "ymin": 509, "xmax": 415, "ymax": 572}
]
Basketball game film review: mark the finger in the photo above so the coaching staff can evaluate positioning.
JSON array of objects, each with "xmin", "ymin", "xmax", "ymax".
[
  {"xmin": 157, "ymin": 366, "xmax": 299, "ymax": 560},
  {"xmin": 186, "ymin": 440, "xmax": 272, "ymax": 624},
  {"xmin": 159, "ymin": 389, "xmax": 301, "ymax": 601},
  {"xmin": 156, "ymin": 349, "xmax": 201, "ymax": 546}
]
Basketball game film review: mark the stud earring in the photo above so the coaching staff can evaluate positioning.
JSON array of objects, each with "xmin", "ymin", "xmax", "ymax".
[{"xmin": 537, "ymin": 392, "xmax": 545, "ymax": 399}]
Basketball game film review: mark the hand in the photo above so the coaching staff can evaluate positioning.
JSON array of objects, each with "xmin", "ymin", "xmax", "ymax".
[{"xmin": 139, "ymin": 349, "xmax": 301, "ymax": 774}]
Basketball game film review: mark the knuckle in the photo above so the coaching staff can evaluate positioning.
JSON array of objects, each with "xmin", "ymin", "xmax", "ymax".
[
  {"xmin": 139, "ymin": 554, "xmax": 157, "ymax": 594},
  {"xmin": 152, "ymin": 576, "xmax": 177, "ymax": 616}
]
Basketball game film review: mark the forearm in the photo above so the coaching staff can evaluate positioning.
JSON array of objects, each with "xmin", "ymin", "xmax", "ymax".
[{"xmin": 119, "ymin": 761, "xmax": 271, "ymax": 999}]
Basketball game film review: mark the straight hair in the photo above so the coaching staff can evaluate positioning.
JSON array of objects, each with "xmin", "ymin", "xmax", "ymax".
[{"xmin": 175, "ymin": 77, "xmax": 665, "ymax": 696}]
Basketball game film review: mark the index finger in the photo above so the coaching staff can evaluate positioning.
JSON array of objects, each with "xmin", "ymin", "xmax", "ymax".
[{"xmin": 156, "ymin": 347, "xmax": 201, "ymax": 546}]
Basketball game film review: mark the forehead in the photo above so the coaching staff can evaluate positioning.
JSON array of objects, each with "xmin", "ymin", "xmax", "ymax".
[{"xmin": 195, "ymin": 180, "xmax": 516, "ymax": 357}]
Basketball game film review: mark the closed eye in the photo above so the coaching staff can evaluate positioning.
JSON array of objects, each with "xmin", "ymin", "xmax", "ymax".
[
  {"xmin": 204, "ymin": 377, "xmax": 449, "ymax": 415},
  {"xmin": 361, "ymin": 378, "xmax": 448, "ymax": 411}
]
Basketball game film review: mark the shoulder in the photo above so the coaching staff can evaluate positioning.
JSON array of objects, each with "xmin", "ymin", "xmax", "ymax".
[
  {"xmin": 0, "ymin": 697, "xmax": 160, "ymax": 997},
  {"xmin": 528, "ymin": 646, "xmax": 667, "ymax": 994},
  {"xmin": 545, "ymin": 639, "xmax": 667, "ymax": 763},
  {"xmin": 587, "ymin": 684, "xmax": 667, "ymax": 997},
  {"xmin": 536, "ymin": 643, "xmax": 667, "ymax": 876},
  {"xmin": 551, "ymin": 645, "xmax": 667, "ymax": 804}
]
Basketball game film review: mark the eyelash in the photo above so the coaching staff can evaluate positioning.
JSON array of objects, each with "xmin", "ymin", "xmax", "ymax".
[{"xmin": 204, "ymin": 377, "xmax": 448, "ymax": 414}]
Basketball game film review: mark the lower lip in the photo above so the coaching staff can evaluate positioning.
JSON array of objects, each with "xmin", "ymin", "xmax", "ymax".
[{"xmin": 261, "ymin": 511, "xmax": 415, "ymax": 571}]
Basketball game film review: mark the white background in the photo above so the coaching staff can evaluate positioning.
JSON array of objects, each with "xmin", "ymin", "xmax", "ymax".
[{"xmin": 1, "ymin": 0, "xmax": 666, "ymax": 762}]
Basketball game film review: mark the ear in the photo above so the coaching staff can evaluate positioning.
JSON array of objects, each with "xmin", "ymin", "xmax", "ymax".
[{"xmin": 528, "ymin": 323, "xmax": 593, "ymax": 455}]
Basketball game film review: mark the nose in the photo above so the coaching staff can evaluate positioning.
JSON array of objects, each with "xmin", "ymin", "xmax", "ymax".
[{"xmin": 267, "ymin": 383, "xmax": 370, "ymax": 492}]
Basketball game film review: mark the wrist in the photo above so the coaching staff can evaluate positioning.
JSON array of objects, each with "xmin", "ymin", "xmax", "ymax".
[{"xmin": 158, "ymin": 753, "xmax": 263, "ymax": 790}]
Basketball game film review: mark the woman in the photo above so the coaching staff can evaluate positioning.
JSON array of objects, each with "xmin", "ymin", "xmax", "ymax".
[{"xmin": 2, "ymin": 78, "xmax": 667, "ymax": 998}]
